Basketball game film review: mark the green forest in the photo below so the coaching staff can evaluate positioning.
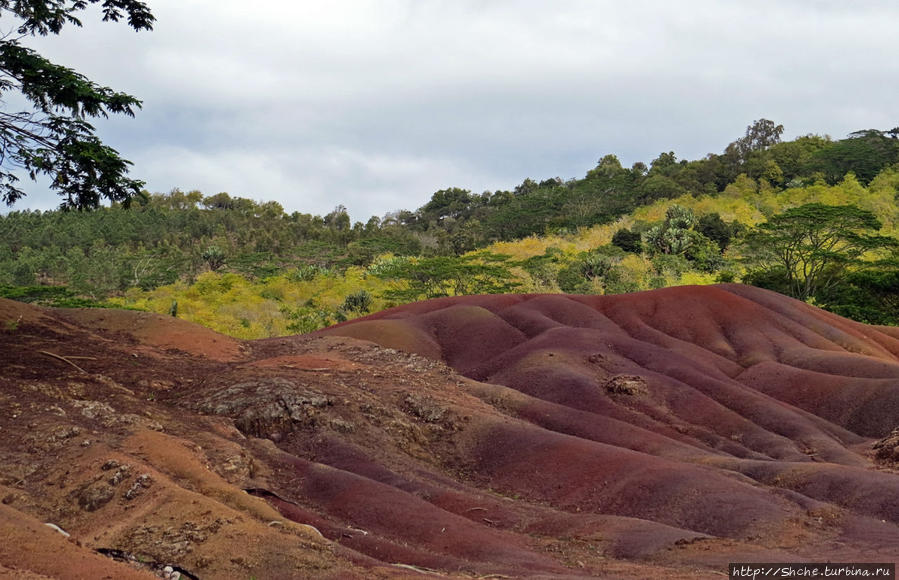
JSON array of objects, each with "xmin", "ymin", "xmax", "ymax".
[{"xmin": 4, "ymin": 120, "xmax": 899, "ymax": 339}]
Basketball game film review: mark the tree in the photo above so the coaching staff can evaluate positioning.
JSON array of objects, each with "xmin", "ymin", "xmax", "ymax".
[
  {"xmin": 697, "ymin": 212, "xmax": 740, "ymax": 252},
  {"xmin": 590, "ymin": 154, "xmax": 624, "ymax": 179},
  {"xmin": 513, "ymin": 178, "xmax": 538, "ymax": 196},
  {"xmin": 768, "ymin": 134, "xmax": 831, "ymax": 182},
  {"xmin": 815, "ymin": 265, "xmax": 899, "ymax": 325},
  {"xmin": 643, "ymin": 205, "xmax": 724, "ymax": 272},
  {"xmin": 741, "ymin": 204, "xmax": 898, "ymax": 301},
  {"xmin": 375, "ymin": 253, "xmax": 520, "ymax": 302},
  {"xmin": 611, "ymin": 227, "xmax": 642, "ymax": 253},
  {"xmin": 810, "ymin": 129, "xmax": 899, "ymax": 184},
  {"xmin": 0, "ymin": 0, "xmax": 154, "ymax": 209},
  {"xmin": 420, "ymin": 187, "xmax": 474, "ymax": 224},
  {"xmin": 722, "ymin": 119, "xmax": 785, "ymax": 180},
  {"xmin": 644, "ymin": 205, "xmax": 697, "ymax": 256},
  {"xmin": 341, "ymin": 289, "xmax": 372, "ymax": 314},
  {"xmin": 556, "ymin": 246, "xmax": 625, "ymax": 294},
  {"xmin": 201, "ymin": 245, "xmax": 226, "ymax": 272},
  {"xmin": 739, "ymin": 119, "xmax": 784, "ymax": 154}
]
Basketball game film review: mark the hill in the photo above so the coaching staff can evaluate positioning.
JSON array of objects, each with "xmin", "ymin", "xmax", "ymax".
[
  {"xmin": 2, "ymin": 284, "xmax": 899, "ymax": 578},
  {"xmin": 4, "ymin": 122, "xmax": 899, "ymax": 337}
]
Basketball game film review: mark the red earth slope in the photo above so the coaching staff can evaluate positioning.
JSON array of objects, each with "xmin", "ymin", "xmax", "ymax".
[
  {"xmin": 1, "ymin": 284, "xmax": 899, "ymax": 578},
  {"xmin": 321, "ymin": 285, "xmax": 899, "ymax": 562}
]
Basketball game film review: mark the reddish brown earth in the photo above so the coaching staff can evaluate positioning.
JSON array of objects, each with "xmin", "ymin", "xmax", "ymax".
[{"xmin": 2, "ymin": 284, "xmax": 899, "ymax": 578}]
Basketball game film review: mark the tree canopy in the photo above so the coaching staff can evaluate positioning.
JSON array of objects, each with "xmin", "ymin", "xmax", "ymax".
[
  {"xmin": 6, "ymin": 120, "xmax": 899, "ymax": 335},
  {"xmin": 741, "ymin": 203, "xmax": 898, "ymax": 301},
  {"xmin": 0, "ymin": 0, "xmax": 153, "ymax": 209}
]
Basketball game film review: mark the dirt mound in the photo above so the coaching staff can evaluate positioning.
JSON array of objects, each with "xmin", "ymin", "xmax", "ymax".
[
  {"xmin": 3, "ymin": 286, "xmax": 899, "ymax": 578},
  {"xmin": 874, "ymin": 428, "xmax": 899, "ymax": 464},
  {"xmin": 54, "ymin": 307, "xmax": 244, "ymax": 362}
]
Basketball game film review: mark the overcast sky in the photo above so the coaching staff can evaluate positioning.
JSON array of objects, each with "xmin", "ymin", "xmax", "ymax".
[{"xmin": 8, "ymin": 0, "xmax": 899, "ymax": 220}]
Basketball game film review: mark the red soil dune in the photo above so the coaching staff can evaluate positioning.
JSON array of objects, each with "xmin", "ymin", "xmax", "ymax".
[
  {"xmin": 2, "ymin": 284, "xmax": 899, "ymax": 578},
  {"xmin": 320, "ymin": 285, "xmax": 899, "ymax": 566}
]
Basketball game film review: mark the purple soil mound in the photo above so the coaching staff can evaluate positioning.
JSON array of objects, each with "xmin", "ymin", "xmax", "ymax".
[
  {"xmin": 10, "ymin": 286, "xmax": 899, "ymax": 579},
  {"xmin": 317, "ymin": 284, "xmax": 899, "ymax": 571}
]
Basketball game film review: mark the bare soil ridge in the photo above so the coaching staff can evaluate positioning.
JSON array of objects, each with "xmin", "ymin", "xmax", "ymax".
[{"xmin": 1, "ymin": 284, "xmax": 898, "ymax": 578}]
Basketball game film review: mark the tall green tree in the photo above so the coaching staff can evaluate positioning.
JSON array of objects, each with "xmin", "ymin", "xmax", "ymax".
[
  {"xmin": 811, "ymin": 130, "xmax": 899, "ymax": 185},
  {"xmin": 741, "ymin": 203, "xmax": 898, "ymax": 301},
  {"xmin": 375, "ymin": 253, "xmax": 520, "ymax": 302},
  {"xmin": 735, "ymin": 118, "xmax": 784, "ymax": 158},
  {"xmin": 0, "ymin": 0, "xmax": 153, "ymax": 209},
  {"xmin": 816, "ymin": 265, "xmax": 899, "ymax": 325}
]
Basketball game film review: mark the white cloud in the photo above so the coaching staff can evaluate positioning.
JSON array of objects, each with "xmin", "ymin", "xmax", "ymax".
[
  {"xmin": 6, "ymin": 0, "xmax": 899, "ymax": 218},
  {"xmin": 137, "ymin": 144, "xmax": 493, "ymax": 221}
]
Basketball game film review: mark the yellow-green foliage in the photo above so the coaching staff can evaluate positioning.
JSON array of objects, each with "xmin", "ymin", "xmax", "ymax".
[
  {"xmin": 632, "ymin": 175, "xmax": 771, "ymax": 226},
  {"xmin": 112, "ymin": 169, "xmax": 899, "ymax": 339},
  {"xmin": 571, "ymin": 225, "xmax": 615, "ymax": 252},
  {"xmin": 677, "ymin": 270, "xmax": 719, "ymax": 286},
  {"xmin": 483, "ymin": 170, "xmax": 899, "ymax": 294},
  {"xmin": 489, "ymin": 235, "xmax": 577, "ymax": 260},
  {"xmin": 867, "ymin": 168, "xmax": 899, "ymax": 231},
  {"xmin": 110, "ymin": 268, "xmax": 391, "ymax": 339},
  {"xmin": 614, "ymin": 254, "xmax": 654, "ymax": 291},
  {"xmin": 489, "ymin": 173, "xmax": 899, "ymax": 268}
]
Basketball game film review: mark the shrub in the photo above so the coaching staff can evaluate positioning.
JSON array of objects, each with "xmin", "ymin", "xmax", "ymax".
[
  {"xmin": 342, "ymin": 290, "xmax": 372, "ymax": 314},
  {"xmin": 611, "ymin": 228, "xmax": 643, "ymax": 253}
]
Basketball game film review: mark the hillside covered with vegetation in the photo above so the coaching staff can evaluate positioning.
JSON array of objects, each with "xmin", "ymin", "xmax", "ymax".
[{"xmin": 3, "ymin": 120, "xmax": 899, "ymax": 338}]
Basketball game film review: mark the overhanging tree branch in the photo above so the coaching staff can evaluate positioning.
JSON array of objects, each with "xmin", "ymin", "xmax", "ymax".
[{"xmin": 0, "ymin": 0, "xmax": 153, "ymax": 209}]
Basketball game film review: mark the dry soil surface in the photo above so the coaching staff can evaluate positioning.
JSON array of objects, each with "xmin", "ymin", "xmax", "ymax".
[{"xmin": 2, "ymin": 284, "xmax": 899, "ymax": 578}]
